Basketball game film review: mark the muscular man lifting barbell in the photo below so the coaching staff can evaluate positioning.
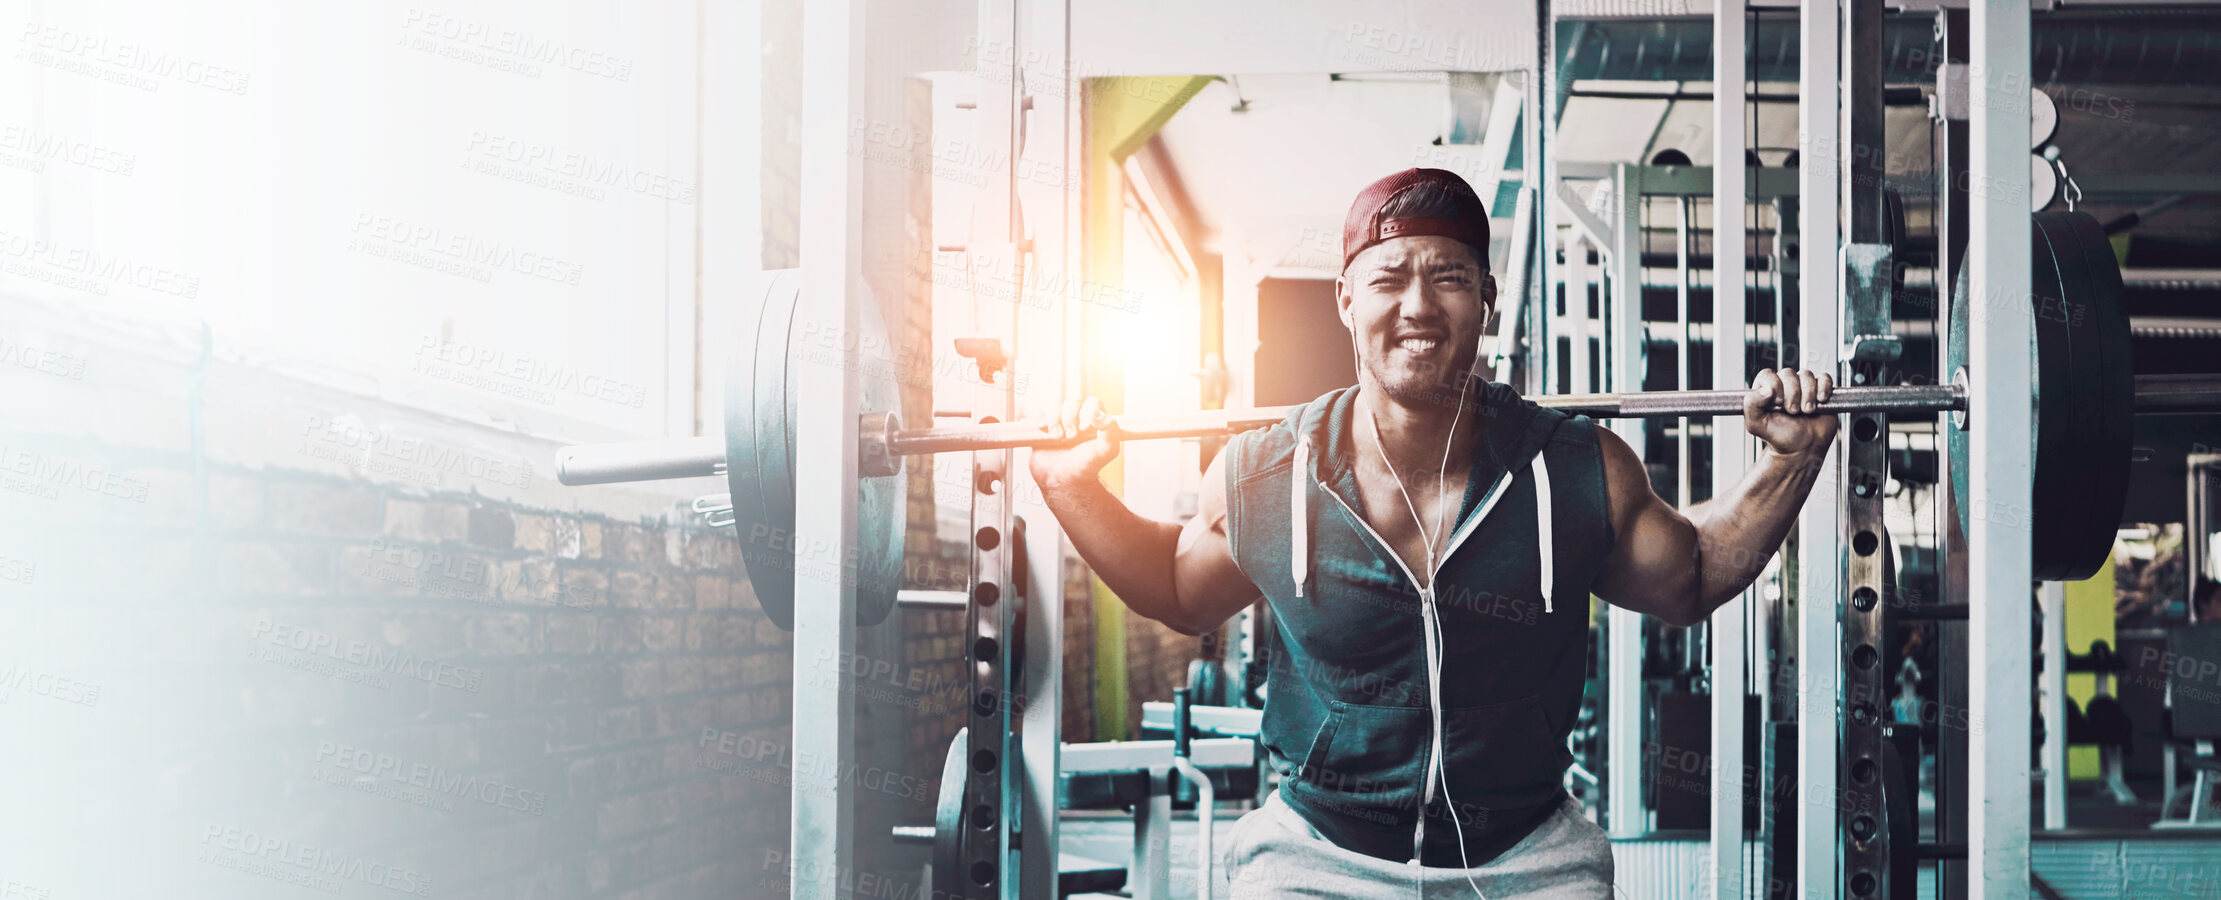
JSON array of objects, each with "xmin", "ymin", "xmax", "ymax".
[{"xmin": 1028, "ymin": 168, "xmax": 1841, "ymax": 898}]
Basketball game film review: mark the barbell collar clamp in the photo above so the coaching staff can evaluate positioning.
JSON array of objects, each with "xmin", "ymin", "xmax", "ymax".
[{"xmin": 859, "ymin": 411, "xmax": 904, "ymax": 478}]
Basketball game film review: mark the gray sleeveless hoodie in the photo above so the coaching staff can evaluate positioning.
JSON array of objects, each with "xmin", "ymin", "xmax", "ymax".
[{"xmin": 1225, "ymin": 378, "xmax": 1614, "ymax": 866}]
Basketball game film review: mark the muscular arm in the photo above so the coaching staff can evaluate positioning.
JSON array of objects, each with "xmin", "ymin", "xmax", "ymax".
[
  {"xmin": 1592, "ymin": 430, "xmax": 1829, "ymax": 626},
  {"xmin": 1592, "ymin": 368, "xmax": 1837, "ymax": 626},
  {"xmin": 1034, "ymin": 450, "xmax": 1259, "ymax": 636}
]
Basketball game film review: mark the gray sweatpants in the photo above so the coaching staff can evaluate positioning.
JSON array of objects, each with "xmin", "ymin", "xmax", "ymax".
[{"xmin": 1223, "ymin": 790, "xmax": 1614, "ymax": 899}]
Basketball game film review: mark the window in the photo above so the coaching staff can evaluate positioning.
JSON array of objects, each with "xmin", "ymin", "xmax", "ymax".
[{"xmin": 2, "ymin": 2, "xmax": 701, "ymax": 439}]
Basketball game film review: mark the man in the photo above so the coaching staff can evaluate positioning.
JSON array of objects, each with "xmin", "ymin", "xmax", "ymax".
[{"xmin": 1030, "ymin": 168, "xmax": 1838, "ymax": 897}]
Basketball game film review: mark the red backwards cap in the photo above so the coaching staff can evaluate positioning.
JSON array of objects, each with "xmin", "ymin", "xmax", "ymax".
[{"xmin": 1340, "ymin": 167, "xmax": 1493, "ymax": 273}]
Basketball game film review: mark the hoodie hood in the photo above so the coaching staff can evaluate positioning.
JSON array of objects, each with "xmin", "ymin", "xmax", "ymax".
[
  {"xmin": 1285, "ymin": 377, "xmax": 1570, "ymax": 603},
  {"xmin": 1289, "ymin": 378, "xmax": 1566, "ymax": 488}
]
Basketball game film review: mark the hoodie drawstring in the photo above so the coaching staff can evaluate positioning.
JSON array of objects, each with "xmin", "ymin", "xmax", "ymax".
[
  {"xmin": 1291, "ymin": 437, "xmax": 1558, "ymax": 612},
  {"xmin": 1533, "ymin": 452, "xmax": 1555, "ymax": 614},
  {"xmin": 1291, "ymin": 437, "xmax": 1310, "ymax": 599}
]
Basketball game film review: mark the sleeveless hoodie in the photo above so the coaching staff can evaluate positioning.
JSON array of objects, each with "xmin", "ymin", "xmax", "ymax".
[{"xmin": 1225, "ymin": 379, "xmax": 1615, "ymax": 867}]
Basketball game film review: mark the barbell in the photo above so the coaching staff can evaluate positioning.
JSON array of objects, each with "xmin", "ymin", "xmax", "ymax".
[{"xmin": 556, "ymin": 211, "xmax": 2210, "ymax": 628}]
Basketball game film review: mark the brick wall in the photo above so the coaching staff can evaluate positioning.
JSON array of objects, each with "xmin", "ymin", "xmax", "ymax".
[
  {"xmin": 1061, "ymin": 552, "xmax": 1100, "ymax": 743},
  {"xmin": 1122, "ymin": 608, "xmax": 1213, "ymax": 741},
  {"xmin": 0, "ymin": 293, "xmax": 951, "ymax": 898},
  {"xmin": 2, "ymin": 307, "xmax": 1203, "ymax": 900},
  {"xmin": 2, "ymin": 467, "xmax": 809, "ymax": 898}
]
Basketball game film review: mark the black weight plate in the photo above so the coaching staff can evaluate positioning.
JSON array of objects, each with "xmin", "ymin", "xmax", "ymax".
[
  {"xmin": 1950, "ymin": 215, "xmax": 2135, "ymax": 582},
  {"xmin": 727, "ymin": 271, "xmax": 907, "ymax": 630},
  {"xmin": 1947, "ymin": 218, "xmax": 2067, "ymax": 572},
  {"xmin": 732, "ymin": 270, "xmax": 799, "ymax": 630},
  {"xmin": 1949, "ymin": 261, "xmax": 1969, "ymax": 547},
  {"xmin": 1950, "ymin": 224, "xmax": 2065, "ymax": 560},
  {"xmin": 2031, "ymin": 211, "xmax": 2089, "ymax": 580},
  {"xmin": 2056, "ymin": 211, "xmax": 2134, "ymax": 580},
  {"xmin": 851, "ymin": 297, "xmax": 906, "ymax": 627},
  {"xmin": 932, "ymin": 728, "xmax": 967, "ymax": 900},
  {"xmin": 1884, "ymin": 188, "xmax": 1911, "ymax": 303}
]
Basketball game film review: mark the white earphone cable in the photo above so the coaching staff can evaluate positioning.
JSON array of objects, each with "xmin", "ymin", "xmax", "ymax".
[
  {"xmin": 1346, "ymin": 288, "xmax": 1495, "ymax": 899},
  {"xmin": 1362, "ymin": 356, "xmax": 1484, "ymax": 900}
]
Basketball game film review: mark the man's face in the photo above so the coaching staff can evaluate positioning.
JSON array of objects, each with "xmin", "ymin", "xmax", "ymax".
[{"xmin": 1337, "ymin": 234, "xmax": 1495, "ymax": 405}]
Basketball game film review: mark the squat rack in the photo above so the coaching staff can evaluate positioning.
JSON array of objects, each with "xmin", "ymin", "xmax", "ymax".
[
  {"xmin": 1524, "ymin": 0, "xmax": 2034, "ymax": 895},
  {"xmin": 753, "ymin": 0, "xmax": 2043, "ymax": 895}
]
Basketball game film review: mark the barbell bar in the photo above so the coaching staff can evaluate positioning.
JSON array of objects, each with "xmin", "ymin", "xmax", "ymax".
[
  {"xmin": 553, "ymin": 376, "xmax": 2221, "ymax": 488},
  {"xmin": 556, "ymin": 384, "xmax": 1976, "ymax": 488}
]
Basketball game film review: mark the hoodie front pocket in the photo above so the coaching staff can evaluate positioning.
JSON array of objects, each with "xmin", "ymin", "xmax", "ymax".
[
  {"xmin": 1437, "ymin": 694, "xmax": 1568, "ymax": 814},
  {"xmin": 1290, "ymin": 695, "xmax": 1567, "ymax": 833},
  {"xmin": 1291, "ymin": 701, "xmax": 1428, "ymax": 824}
]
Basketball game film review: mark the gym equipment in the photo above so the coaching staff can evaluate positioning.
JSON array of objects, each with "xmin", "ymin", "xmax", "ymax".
[
  {"xmin": 556, "ymin": 234, "xmax": 2211, "ymax": 631},
  {"xmin": 2155, "ymin": 622, "xmax": 2221, "ymax": 828},
  {"xmin": 1945, "ymin": 211, "xmax": 2135, "ymax": 581},
  {"xmin": 2064, "ymin": 642, "xmax": 2138, "ymax": 805},
  {"xmin": 1183, "ymin": 658, "xmax": 1229, "ymax": 708},
  {"xmin": 907, "ymin": 692, "xmax": 1254, "ymax": 900},
  {"xmin": 692, "ymin": 270, "xmax": 908, "ymax": 629},
  {"xmin": 884, "ymin": 726, "xmax": 971, "ymax": 900},
  {"xmin": 1139, "ymin": 700, "xmax": 1263, "ymax": 741}
]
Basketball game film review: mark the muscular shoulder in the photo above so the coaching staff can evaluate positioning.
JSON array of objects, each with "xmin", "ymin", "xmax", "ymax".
[{"xmin": 1226, "ymin": 390, "xmax": 1344, "ymax": 490}]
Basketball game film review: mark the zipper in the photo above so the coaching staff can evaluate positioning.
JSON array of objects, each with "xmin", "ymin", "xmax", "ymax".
[{"xmin": 1309, "ymin": 463, "xmax": 1515, "ymax": 846}]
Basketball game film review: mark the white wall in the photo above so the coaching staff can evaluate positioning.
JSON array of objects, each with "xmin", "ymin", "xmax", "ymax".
[{"xmin": 2, "ymin": 0, "xmax": 697, "ymax": 441}]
